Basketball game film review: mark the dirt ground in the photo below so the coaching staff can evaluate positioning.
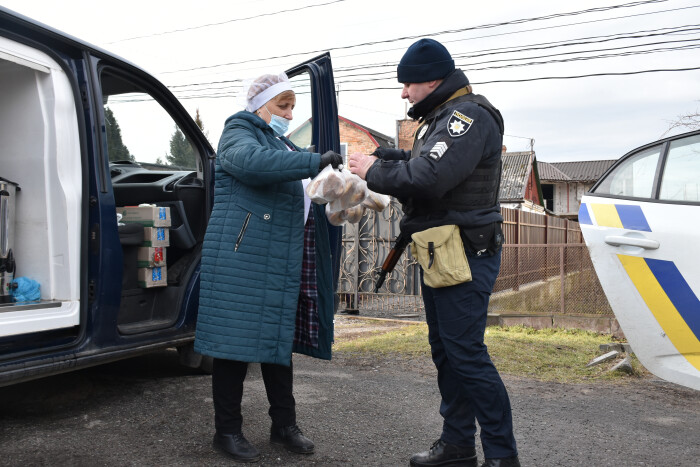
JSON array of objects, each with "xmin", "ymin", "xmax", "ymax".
[{"xmin": 0, "ymin": 315, "xmax": 698, "ymax": 466}]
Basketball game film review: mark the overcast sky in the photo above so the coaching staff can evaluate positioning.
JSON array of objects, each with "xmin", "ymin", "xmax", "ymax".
[{"xmin": 3, "ymin": 0, "xmax": 699, "ymax": 162}]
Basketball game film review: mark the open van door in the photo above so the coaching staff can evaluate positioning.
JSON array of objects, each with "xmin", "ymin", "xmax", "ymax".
[
  {"xmin": 285, "ymin": 54, "xmax": 343, "ymax": 295},
  {"xmin": 579, "ymin": 130, "xmax": 700, "ymax": 391}
]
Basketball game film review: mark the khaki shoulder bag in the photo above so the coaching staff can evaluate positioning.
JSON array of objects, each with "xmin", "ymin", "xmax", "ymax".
[{"xmin": 410, "ymin": 225, "xmax": 472, "ymax": 288}]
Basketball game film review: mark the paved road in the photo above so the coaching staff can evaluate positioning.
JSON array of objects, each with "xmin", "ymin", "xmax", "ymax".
[{"xmin": 1, "ymin": 327, "xmax": 698, "ymax": 466}]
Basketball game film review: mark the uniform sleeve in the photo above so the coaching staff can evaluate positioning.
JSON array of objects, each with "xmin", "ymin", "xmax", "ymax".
[
  {"xmin": 373, "ymin": 147, "xmax": 411, "ymax": 161},
  {"xmin": 217, "ymin": 123, "xmax": 321, "ymax": 186},
  {"xmin": 366, "ymin": 105, "xmax": 487, "ymax": 199}
]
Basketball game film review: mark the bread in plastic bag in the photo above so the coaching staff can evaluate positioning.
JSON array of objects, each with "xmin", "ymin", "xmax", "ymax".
[
  {"xmin": 328, "ymin": 169, "xmax": 368, "ymax": 212},
  {"xmin": 306, "ymin": 165, "xmax": 346, "ymax": 203},
  {"xmin": 362, "ymin": 190, "xmax": 390, "ymax": 212},
  {"xmin": 345, "ymin": 204, "xmax": 366, "ymax": 224},
  {"xmin": 325, "ymin": 203, "xmax": 347, "ymax": 226}
]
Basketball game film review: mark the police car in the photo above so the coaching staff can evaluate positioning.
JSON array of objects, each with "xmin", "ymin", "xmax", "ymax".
[{"xmin": 579, "ymin": 129, "xmax": 700, "ymax": 391}]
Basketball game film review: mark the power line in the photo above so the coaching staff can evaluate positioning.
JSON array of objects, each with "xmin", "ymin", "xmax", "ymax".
[
  {"xmin": 108, "ymin": 0, "xmax": 346, "ymax": 44},
  {"xmin": 164, "ymin": 28, "xmax": 700, "ymax": 91},
  {"xmin": 335, "ymin": 66, "xmax": 700, "ymax": 92},
  {"xmin": 332, "ymin": 24, "xmax": 700, "ymax": 74},
  {"xmin": 150, "ymin": 65, "xmax": 700, "ymax": 101},
  {"xmin": 326, "ymin": 4, "xmax": 700, "ymax": 64},
  {"xmin": 332, "ymin": 40, "xmax": 700, "ymax": 83},
  {"xmin": 159, "ymin": 0, "xmax": 667, "ymax": 74}
]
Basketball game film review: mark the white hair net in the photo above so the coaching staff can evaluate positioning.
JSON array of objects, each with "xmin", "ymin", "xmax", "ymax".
[{"xmin": 237, "ymin": 72, "xmax": 293, "ymax": 112}]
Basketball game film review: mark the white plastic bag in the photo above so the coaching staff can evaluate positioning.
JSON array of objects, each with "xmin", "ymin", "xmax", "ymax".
[
  {"xmin": 325, "ymin": 203, "xmax": 347, "ymax": 226},
  {"xmin": 345, "ymin": 204, "xmax": 366, "ymax": 223},
  {"xmin": 362, "ymin": 190, "xmax": 391, "ymax": 212},
  {"xmin": 306, "ymin": 165, "xmax": 346, "ymax": 204},
  {"xmin": 327, "ymin": 169, "xmax": 368, "ymax": 212},
  {"xmin": 325, "ymin": 201, "xmax": 366, "ymax": 226}
]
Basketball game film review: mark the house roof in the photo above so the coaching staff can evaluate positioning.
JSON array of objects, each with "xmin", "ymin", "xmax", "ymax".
[
  {"xmin": 538, "ymin": 160, "xmax": 616, "ymax": 182},
  {"xmin": 500, "ymin": 151, "xmax": 535, "ymax": 201},
  {"xmin": 339, "ymin": 116, "xmax": 394, "ymax": 148},
  {"xmin": 537, "ymin": 161, "xmax": 570, "ymax": 181}
]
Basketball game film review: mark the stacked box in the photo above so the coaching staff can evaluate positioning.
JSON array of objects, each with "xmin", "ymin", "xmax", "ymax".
[
  {"xmin": 142, "ymin": 227, "xmax": 169, "ymax": 247},
  {"xmin": 137, "ymin": 247, "xmax": 166, "ymax": 268},
  {"xmin": 138, "ymin": 266, "xmax": 167, "ymax": 288},
  {"xmin": 117, "ymin": 205, "xmax": 172, "ymax": 288},
  {"xmin": 118, "ymin": 206, "xmax": 171, "ymax": 227}
]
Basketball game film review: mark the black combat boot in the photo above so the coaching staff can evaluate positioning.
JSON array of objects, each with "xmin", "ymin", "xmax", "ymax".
[{"xmin": 410, "ymin": 439, "xmax": 478, "ymax": 467}]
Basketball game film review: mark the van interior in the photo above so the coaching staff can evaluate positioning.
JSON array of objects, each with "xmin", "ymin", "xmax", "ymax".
[{"xmin": 0, "ymin": 34, "xmax": 207, "ymax": 350}]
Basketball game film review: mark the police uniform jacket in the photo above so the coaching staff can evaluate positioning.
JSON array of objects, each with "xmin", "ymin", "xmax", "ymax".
[{"xmin": 365, "ymin": 69, "xmax": 504, "ymax": 236}]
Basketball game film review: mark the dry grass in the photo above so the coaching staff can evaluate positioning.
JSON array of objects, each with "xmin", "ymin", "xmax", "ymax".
[{"xmin": 333, "ymin": 319, "xmax": 648, "ymax": 384}]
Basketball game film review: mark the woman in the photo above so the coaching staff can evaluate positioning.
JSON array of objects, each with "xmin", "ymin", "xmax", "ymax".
[{"xmin": 194, "ymin": 72, "xmax": 342, "ymax": 462}]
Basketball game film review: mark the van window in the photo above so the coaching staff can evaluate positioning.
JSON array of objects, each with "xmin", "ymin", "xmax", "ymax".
[{"xmin": 100, "ymin": 71, "xmax": 200, "ymax": 171}]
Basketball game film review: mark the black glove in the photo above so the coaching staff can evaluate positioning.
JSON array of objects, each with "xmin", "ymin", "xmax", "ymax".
[
  {"xmin": 319, "ymin": 150, "xmax": 343, "ymax": 170},
  {"xmin": 372, "ymin": 147, "xmax": 410, "ymax": 161}
]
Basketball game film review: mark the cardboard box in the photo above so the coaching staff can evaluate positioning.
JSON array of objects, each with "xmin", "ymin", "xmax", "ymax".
[
  {"xmin": 118, "ymin": 205, "xmax": 171, "ymax": 227},
  {"xmin": 138, "ymin": 266, "xmax": 167, "ymax": 288},
  {"xmin": 142, "ymin": 227, "xmax": 169, "ymax": 247},
  {"xmin": 137, "ymin": 246, "xmax": 166, "ymax": 268}
]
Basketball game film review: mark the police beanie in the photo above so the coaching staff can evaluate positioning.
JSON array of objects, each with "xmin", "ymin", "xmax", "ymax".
[{"xmin": 397, "ymin": 38, "xmax": 455, "ymax": 83}]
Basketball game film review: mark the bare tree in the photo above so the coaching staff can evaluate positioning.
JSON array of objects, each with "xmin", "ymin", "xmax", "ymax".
[{"xmin": 662, "ymin": 103, "xmax": 700, "ymax": 137}]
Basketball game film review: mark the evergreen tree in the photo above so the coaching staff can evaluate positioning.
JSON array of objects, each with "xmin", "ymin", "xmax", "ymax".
[
  {"xmin": 195, "ymin": 108, "xmax": 211, "ymax": 144},
  {"xmin": 166, "ymin": 126, "xmax": 196, "ymax": 168},
  {"xmin": 104, "ymin": 106, "xmax": 133, "ymax": 162}
]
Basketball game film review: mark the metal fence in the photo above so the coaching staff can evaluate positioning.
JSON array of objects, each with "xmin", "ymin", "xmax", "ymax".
[{"xmin": 337, "ymin": 201, "xmax": 612, "ymax": 317}]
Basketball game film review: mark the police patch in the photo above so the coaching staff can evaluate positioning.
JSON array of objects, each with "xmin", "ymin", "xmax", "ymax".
[
  {"xmin": 428, "ymin": 140, "xmax": 451, "ymax": 161},
  {"xmin": 447, "ymin": 110, "xmax": 473, "ymax": 137}
]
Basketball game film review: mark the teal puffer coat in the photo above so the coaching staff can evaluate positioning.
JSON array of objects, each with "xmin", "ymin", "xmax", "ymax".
[{"xmin": 194, "ymin": 111, "xmax": 334, "ymax": 365}]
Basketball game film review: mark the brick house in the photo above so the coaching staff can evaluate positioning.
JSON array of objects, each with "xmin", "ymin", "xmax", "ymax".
[
  {"xmin": 338, "ymin": 116, "xmax": 394, "ymax": 162},
  {"xmin": 288, "ymin": 116, "xmax": 394, "ymax": 163},
  {"xmin": 396, "ymin": 118, "xmax": 420, "ymax": 151}
]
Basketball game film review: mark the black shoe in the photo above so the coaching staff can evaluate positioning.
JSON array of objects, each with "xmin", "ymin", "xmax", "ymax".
[
  {"xmin": 480, "ymin": 457, "xmax": 521, "ymax": 467},
  {"xmin": 270, "ymin": 424, "xmax": 315, "ymax": 454},
  {"xmin": 213, "ymin": 432, "xmax": 261, "ymax": 463},
  {"xmin": 410, "ymin": 439, "xmax": 478, "ymax": 467}
]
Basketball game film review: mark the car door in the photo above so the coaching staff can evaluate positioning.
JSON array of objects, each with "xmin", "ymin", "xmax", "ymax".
[
  {"xmin": 285, "ymin": 53, "xmax": 343, "ymax": 292},
  {"xmin": 579, "ymin": 130, "xmax": 700, "ymax": 391}
]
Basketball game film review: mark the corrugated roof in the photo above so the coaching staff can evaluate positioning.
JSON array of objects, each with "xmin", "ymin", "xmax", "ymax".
[
  {"xmin": 537, "ymin": 161, "xmax": 571, "ymax": 181},
  {"xmin": 550, "ymin": 160, "xmax": 616, "ymax": 182},
  {"xmin": 499, "ymin": 152, "xmax": 533, "ymax": 201}
]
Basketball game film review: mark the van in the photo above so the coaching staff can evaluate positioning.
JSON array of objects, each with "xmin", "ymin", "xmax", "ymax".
[{"xmin": 0, "ymin": 7, "xmax": 341, "ymax": 386}]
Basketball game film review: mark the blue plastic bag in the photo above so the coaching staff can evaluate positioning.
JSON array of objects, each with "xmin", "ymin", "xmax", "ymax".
[{"xmin": 11, "ymin": 277, "xmax": 41, "ymax": 302}]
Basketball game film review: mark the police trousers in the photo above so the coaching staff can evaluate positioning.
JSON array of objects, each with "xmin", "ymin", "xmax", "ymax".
[
  {"xmin": 212, "ymin": 358, "xmax": 296, "ymax": 434},
  {"xmin": 421, "ymin": 247, "xmax": 518, "ymax": 459}
]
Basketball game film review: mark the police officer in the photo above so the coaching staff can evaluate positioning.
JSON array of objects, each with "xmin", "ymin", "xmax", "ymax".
[{"xmin": 348, "ymin": 38, "xmax": 519, "ymax": 467}]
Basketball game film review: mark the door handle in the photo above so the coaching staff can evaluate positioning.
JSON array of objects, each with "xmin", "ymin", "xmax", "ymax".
[{"xmin": 604, "ymin": 235, "xmax": 659, "ymax": 250}]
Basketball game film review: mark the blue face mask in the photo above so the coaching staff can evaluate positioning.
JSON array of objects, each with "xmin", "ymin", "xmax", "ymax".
[{"xmin": 264, "ymin": 105, "xmax": 290, "ymax": 136}]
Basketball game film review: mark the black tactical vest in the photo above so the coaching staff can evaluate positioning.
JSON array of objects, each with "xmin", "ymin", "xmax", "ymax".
[{"xmin": 406, "ymin": 92, "xmax": 503, "ymax": 216}]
